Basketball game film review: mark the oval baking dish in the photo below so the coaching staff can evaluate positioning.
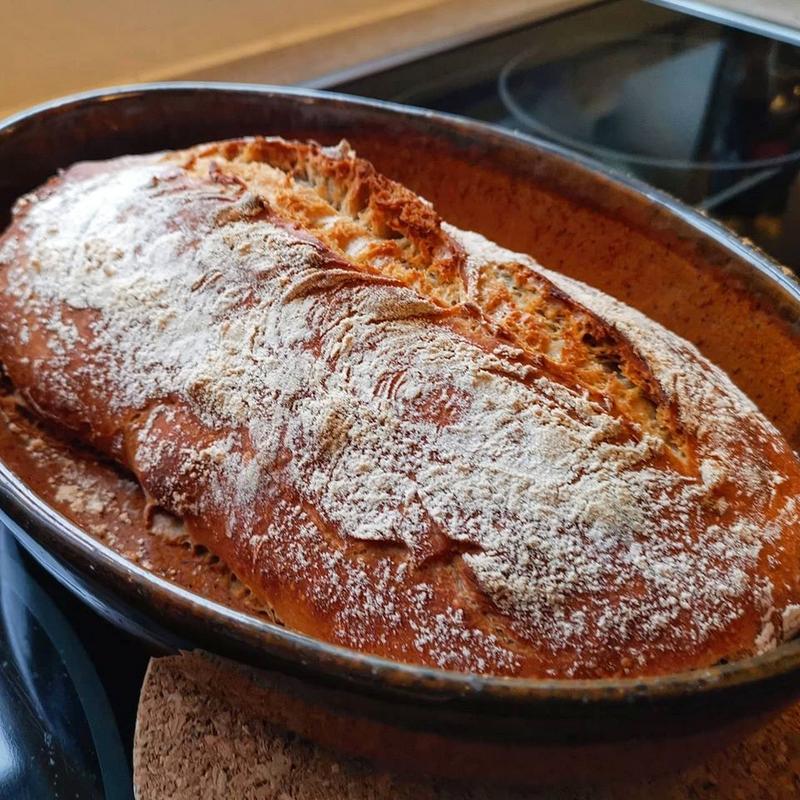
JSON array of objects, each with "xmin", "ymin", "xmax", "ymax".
[{"xmin": 2, "ymin": 84, "xmax": 800, "ymax": 784}]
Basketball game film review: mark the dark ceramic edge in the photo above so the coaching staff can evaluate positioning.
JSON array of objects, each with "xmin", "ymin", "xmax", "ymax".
[{"xmin": 3, "ymin": 82, "xmax": 800, "ymax": 709}]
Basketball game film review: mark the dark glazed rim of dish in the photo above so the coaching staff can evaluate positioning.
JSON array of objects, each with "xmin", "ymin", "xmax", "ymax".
[{"xmin": 2, "ymin": 82, "xmax": 800, "ymax": 710}]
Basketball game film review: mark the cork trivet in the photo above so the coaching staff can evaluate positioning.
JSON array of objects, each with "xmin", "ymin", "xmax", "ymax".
[{"xmin": 133, "ymin": 653, "xmax": 800, "ymax": 799}]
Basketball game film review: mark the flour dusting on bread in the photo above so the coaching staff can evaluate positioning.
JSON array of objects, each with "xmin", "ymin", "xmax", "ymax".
[{"xmin": 1, "ymin": 138, "xmax": 799, "ymax": 677}]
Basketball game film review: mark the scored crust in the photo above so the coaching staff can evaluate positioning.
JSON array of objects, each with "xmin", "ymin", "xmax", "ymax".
[
  {"xmin": 1, "ymin": 137, "xmax": 799, "ymax": 678},
  {"xmin": 190, "ymin": 138, "xmax": 684, "ymax": 460}
]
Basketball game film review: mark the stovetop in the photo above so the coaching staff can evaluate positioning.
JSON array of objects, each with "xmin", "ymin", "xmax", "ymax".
[
  {"xmin": 0, "ymin": 532, "xmax": 140, "ymax": 799},
  {"xmin": 331, "ymin": 0, "xmax": 800, "ymax": 270},
  {"xmin": 2, "ymin": 2, "xmax": 799, "ymax": 798}
]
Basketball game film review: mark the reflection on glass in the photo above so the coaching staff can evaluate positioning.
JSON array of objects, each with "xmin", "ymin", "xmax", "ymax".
[
  {"xmin": 0, "ymin": 530, "xmax": 131, "ymax": 799},
  {"xmin": 498, "ymin": 30, "xmax": 800, "ymax": 266}
]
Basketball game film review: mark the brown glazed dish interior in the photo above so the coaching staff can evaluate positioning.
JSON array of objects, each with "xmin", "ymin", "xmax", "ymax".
[{"xmin": 2, "ymin": 84, "xmax": 800, "ymax": 725}]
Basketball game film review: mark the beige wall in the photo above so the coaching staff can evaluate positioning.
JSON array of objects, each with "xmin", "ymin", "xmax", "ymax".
[
  {"xmin": 1, "ymin": 0, "xmax": 445, "ymax": 117},
  {"xmin": 1, "ymin": 0, "xmax": 601, "ymax": 119}
]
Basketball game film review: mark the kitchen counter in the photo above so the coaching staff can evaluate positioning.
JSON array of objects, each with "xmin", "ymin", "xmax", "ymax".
[{"xmin": 1, "ymin": 0, "xmax": 594, "ymax": 120}]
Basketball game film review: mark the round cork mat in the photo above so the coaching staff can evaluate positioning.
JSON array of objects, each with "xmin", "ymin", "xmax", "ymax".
[{"xmin": 134, "ymin": 653, "xmax": 800, "ymax": 800}]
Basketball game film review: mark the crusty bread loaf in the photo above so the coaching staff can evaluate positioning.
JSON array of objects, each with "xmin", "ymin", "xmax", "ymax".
[{"xmin": 1, "ymin": 137, "xmax": 800, "ymax": 678}]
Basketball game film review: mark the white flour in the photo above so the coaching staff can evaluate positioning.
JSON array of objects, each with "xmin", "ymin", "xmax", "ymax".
[{"xmin": 1, "ymin": 151, "xmax": 796, "ymax": 674}]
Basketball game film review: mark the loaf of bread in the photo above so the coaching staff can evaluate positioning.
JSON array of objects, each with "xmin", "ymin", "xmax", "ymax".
[{"xmin": 1, "ymin": 137, "xmax": 799, "ymax": 678}]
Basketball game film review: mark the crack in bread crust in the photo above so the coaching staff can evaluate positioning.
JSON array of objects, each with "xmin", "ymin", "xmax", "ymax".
[{"xmin": 184, "ymin": 138, "xmax": 689, "ymax": 467}]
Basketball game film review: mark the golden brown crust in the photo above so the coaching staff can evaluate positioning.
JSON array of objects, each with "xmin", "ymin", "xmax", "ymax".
[
  {"xmin": 186, "ymin": 139, "xmax": 689, "ymax": 466},
  {"xmin": 1, "ymin": 138, "xmax": 799, "ymax": 678}
]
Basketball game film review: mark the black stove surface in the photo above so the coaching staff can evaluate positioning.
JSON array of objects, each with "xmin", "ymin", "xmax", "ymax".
[
  {"xmin": 332, "ymin": 0, "xmax": 800, "ymax": 270},
  {"xmin": 0, "ymin": 530, "xmax": 142, "ymax": 799}
]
